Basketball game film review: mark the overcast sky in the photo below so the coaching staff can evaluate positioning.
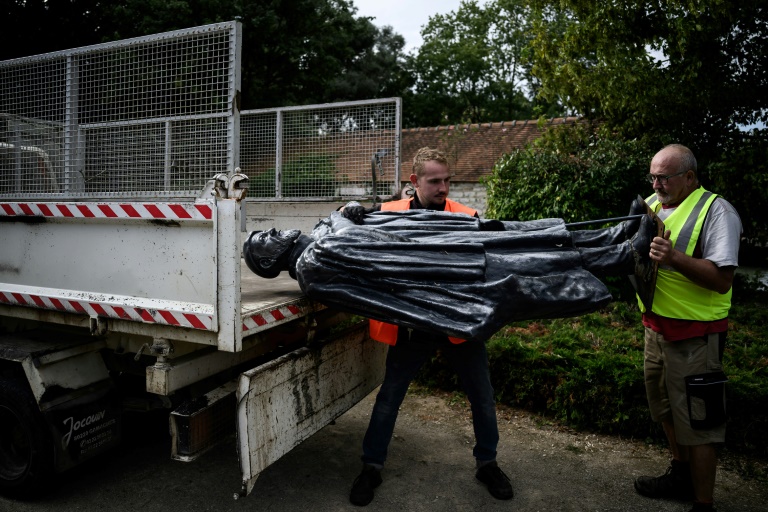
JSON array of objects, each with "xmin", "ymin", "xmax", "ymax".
[{"xmin": 352, "ymin": 0, "xmax": 468, "ymax": 54}]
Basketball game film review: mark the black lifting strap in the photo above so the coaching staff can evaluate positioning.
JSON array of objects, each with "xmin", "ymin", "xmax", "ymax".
[{"xmin": 564, "ymin": 214, "xmax": 646, "ymax": 229}]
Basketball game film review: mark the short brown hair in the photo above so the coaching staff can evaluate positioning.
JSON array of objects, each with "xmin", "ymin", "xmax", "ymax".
[{"xmin": 412, "ymin": 147, "xmax": 448, "ymax": 177}]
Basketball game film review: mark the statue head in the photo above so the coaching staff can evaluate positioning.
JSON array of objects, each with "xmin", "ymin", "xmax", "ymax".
[{"xmin": 243, "ymin": 228, "xmax": 302, "ymax": 279}]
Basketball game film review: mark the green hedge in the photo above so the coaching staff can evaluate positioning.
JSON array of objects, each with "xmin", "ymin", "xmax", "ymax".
[
  {"xmin": 483, "ymin": 123, "xmax": 653, "ymax": 224},
  {"xmin": 484, "ymin": 124, "xmax": 768, "ymax": 246}
]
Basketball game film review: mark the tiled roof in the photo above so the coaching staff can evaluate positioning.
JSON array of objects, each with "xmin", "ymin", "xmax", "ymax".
[{"xmin": 401, "ymin": 117, "xmax": 581, "ymax": 182}]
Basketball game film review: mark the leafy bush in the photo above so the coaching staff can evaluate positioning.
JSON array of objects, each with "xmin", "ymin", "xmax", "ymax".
[
  {"xmin": 723, "ymin": 278, "xmax": 768, "ymax": 456},
  {"xmin": 484, "ymin": 124, "xmax": 768, "ymax": 247},
  {"xmin": 483, "ymin": 124, "xmax": 654, "ymax": 223},
  {"xmin": 248, "ymin": 154, "xmax": 341, "ymax": 198}
]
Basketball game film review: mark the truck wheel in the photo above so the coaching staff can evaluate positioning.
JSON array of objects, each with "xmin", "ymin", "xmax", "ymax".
[{"xmin": 0, "ymin": 378, "xmax": 53, "ymax": 498}]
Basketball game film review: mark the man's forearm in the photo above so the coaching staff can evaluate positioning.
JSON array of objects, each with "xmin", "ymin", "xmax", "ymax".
[{"xmin": 667, "ymin": 251, "xmax": 735, "ymax": 294}]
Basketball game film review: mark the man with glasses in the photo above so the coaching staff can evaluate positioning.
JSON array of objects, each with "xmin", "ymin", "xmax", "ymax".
[{"xmin": 633, "ymin": 144, "xmax": 742, "ymax": 512}]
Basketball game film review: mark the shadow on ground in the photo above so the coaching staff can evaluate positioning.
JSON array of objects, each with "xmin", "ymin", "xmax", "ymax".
[{"xmin": 1, "ymin": 386, "xmax": 766, "ymax": 512}]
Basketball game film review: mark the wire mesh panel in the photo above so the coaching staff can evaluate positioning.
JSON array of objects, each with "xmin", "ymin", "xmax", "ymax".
[
  {"xmin": 0, "ymin": 21, "xmax": 240, "ymax": 199},
  {"xmin": 0, "ymin": 58, "xmax": 67, "ymax": 195},
  {"xmin": 240, "ymin": 98, "xmax": 401, "ymax": 201}
]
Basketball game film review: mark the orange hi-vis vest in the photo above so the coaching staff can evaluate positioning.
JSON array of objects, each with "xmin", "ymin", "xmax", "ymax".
[
  {"xmin": 380, "ymin": 197, "xmax": 478, "ymax": 216},
  {"xmin": 369, "ymin": 197, "xmax": 478, "ymax": 345}
]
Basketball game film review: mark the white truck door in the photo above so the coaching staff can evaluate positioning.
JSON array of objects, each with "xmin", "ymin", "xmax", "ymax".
[{"xmin": 236, "ymin": 325, "xmax": 386, "ymax": 497}]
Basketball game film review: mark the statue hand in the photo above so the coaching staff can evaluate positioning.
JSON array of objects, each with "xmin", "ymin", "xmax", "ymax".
[{"xmin": 341, "ymin": 205, "xmax": 375, "ymax": 224}]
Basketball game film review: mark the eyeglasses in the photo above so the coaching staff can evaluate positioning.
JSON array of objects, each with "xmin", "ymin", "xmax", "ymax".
[{"xmin": 646, "ymin": 170, "xmax": 688, "ymax": 184}]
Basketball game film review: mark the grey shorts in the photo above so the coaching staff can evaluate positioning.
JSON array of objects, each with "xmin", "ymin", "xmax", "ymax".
[{"xmin": 643, "ymin": 327, "xmax": 727, "ymax": 445}]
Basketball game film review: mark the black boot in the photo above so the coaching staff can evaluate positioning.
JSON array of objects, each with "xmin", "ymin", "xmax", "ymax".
[
  {"xmin": 350, "ymin": 465, "xmax": 382, "ymax": 506},
  {"xmin": 624, "ymin": 195, "xmax": 647, "ymax": 239},
  {"xmin": 571, "ymin": 196, "xmax": 648, "ymax": 248},
  {"xmin": 578, "ymin": 215, "xmax": 653, "ymax": 276},
  {"xmin": 629, "ymin": 214, "xmax": 654, "ymax": 269},
  {"xmin": 634, "ymin": 459, "xmax": 694, "ymax": 501}
]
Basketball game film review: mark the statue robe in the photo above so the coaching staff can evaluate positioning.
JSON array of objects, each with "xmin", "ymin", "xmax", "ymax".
[{"xmin": 292, "ymin": 209, "xmax": 613, "ymax": 342}]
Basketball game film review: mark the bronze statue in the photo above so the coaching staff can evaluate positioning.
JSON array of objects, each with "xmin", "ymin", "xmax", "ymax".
[{"xmin": 243, "ymin": 204, "xmax": 654, "ymax": 342}]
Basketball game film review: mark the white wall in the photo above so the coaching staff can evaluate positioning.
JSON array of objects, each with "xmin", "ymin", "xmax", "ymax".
[{"xmin": 448, "ymin": 182, "xmax": 488, "ymax": 217}]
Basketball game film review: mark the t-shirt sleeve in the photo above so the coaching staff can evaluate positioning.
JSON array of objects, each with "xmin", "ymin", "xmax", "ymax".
[{"xmin": 700, "ymin": 197, "xmax": 743, "ymax": 268}]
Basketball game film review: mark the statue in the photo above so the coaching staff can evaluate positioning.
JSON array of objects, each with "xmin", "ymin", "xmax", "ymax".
[{"xmin": 243, "ymin": 204, "xmax": 655, "ymax": 342}]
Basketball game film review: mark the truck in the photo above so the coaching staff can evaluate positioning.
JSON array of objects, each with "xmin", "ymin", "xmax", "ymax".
[{"xmin": 0, "ymin": 21, "xmax": 401, "ymax": 499}]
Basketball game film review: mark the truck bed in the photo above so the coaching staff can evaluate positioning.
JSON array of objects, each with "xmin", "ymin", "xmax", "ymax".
[
  {"xmin": 0, "ymin": 198, "xmax": 322, "ymax": 352},
  {"xmin": 239, "ymin": 260, "xmax": 319, "ymax": 338},
  {"xmin": 240, "ymin": 261, "xmax": 304, "ymax": 311}
]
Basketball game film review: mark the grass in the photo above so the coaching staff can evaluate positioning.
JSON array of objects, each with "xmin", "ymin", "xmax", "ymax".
[{"xmin": 414, "ymin": 274, "xmax": 768, "ymax": 478}]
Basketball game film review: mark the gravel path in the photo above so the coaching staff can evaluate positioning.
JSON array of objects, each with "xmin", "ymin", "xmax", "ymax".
[{"xmin": 2, "ymin": 386, "xmax": 766, "ymax": 512}]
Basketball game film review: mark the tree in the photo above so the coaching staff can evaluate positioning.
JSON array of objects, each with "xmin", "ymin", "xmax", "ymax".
[
  {"xmin": 706, "ymin": 133, "xmax": 768, "ymax": 241},
  {"xmin": 527, "ymin": 1, "xmax": 768, "ymax": 242},
  {"xmin": 0, "ymin": 0, "xmax": 411, "ymax": 110},
  {"xmin": 405, "ymin": 0, "xmax": 562, "ymax": 127},
  {"xmin": 0, "ymin": 0, "xmax": 105, "ymax": 59},
  {"xmin": 327, "ymin": 25, "xmax": 413, "ymax": 102},
  {"xmin": 96, "ymin": 0, "xmax": 404, "ymax": 108},
  {"xmin": 527, "ymin": 0, "xmax": 768, "ymax": 160}
]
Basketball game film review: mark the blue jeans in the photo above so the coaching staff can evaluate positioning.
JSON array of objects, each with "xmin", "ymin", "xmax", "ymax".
[{"xmin": 361, "ymin": 329, "xmax": 499, "ymax": 466}]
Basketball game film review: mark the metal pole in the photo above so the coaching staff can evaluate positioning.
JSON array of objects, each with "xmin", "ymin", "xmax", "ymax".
[
  {"xmin": 371, "ymin": 154, "xmax": 379, "ymax": 207},
  {"xmin": 564, "ymin": 214, "xmax": 645, "ymax": 229}
]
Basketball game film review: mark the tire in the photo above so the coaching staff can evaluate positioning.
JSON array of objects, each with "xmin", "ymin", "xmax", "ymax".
[{"xmin": 0, "ymin": 377, "xmax": 54, "ymax": 498}]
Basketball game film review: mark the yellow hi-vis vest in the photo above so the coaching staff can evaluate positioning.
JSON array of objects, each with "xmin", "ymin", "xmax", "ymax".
[
  {"xmin": 638, "ymin": 187, "xmax": 732, "ymax": 320},
  {"xmin": 370, "ymin": 197, "xmax": 477, "ymax": 345}
]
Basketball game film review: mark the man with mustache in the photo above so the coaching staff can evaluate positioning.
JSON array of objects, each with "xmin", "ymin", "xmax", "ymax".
[{"xmin": 633, "ymin": 144, "xmax": 742, "ymax": 512}]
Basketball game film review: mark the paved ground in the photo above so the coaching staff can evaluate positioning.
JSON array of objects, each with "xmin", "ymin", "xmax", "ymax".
[{"xmin": 1, "ymin": 386, "xmax": 766, "ymax": 512}]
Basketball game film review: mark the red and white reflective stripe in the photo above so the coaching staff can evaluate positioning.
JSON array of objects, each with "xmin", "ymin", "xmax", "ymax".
[
  {"xmin": 0, "ymin": 202, "xmax": 213, "ymax": 220},
  {"xmin": 242, "ymin": 304, "xmax": 303, "ymax": 334},
  {"xmin": 0, "ymin": 291, "xmax": 213, "ymax": 331}
]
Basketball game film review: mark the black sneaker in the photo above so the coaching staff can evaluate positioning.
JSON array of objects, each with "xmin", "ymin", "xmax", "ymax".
[
  {"xmin": 476, "ymin": 461, "xmax": 514, "ymax": 500},
  {"xmin": 634, "ymin": 460, "xmax": 694, "ymax": 501},
  {"xmin": 349, "ymin": 465, "xmax": 382, "ymax": 506},
  {"xmin": 689, "ymin": 503, "xmax": 716, "ymax": 512}
]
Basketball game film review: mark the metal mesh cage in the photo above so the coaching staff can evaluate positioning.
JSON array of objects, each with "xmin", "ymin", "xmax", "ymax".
[
  {"xmin": 1, "ymin": 22, "xmax": 401, "ymax": 202},
  {"xmin": 240, "ymin": 98, "xmax": 401, "ymax": 201},
  {"xmin": 0, "ymin": 22, "xmax": 240, "ymax": 199}
]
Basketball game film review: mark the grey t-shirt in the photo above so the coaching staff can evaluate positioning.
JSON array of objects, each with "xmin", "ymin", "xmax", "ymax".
[{"xmin": 656, "ymin": 196, "xmax": 742, "ymax": 268}]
